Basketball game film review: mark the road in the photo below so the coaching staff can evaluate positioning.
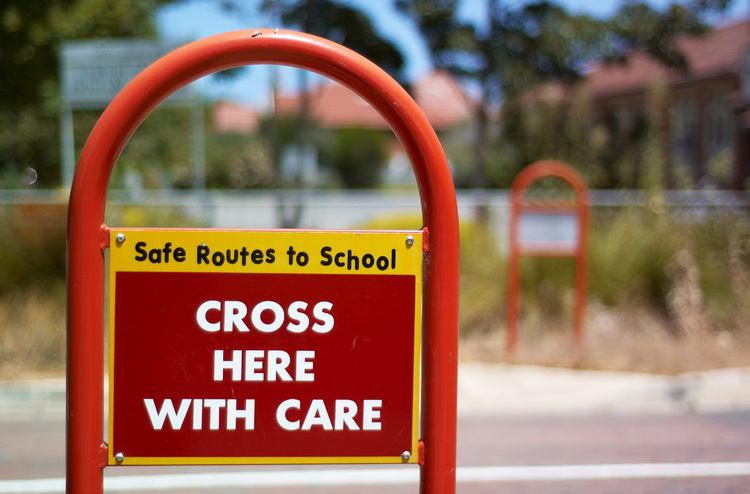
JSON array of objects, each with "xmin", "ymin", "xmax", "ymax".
[{"xmin": 2, "ymin": 411, "xmax": 749, "ymax": 493}]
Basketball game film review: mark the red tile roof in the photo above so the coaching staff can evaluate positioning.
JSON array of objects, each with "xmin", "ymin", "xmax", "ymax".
[
  {"xmin": 587, "ymin": 20, "xmax": 749, "ymax": 98},
  {"xmin": 311, "ymin": 81, "xmax": 387, "ymax": 129},
  {"xmin": 275, "ymin": 71, "xmax": 474, "ymax": 131},
  {"xmin": 213, "ymin": 100, "xmax": 260, "ymax": 134},
  {"xmin": 412, "ymin": 71, "xmax": 475, "ymax": 129}
]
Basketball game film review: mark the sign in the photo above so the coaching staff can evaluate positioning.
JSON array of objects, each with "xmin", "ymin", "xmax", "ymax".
[
  {"xmin": 518, "ymin": 210, "xmax": 579, "ymax": 255},
  {"xmin": 507, "ymin": 160, "xmax": 589, "ymax": 353},
  {"xmin": 60, "ymin": 40, "xmax": 196, "ymax": 108},
  {"xmin": 58, "ymin": 39, "xmax": 204, "ymax": 188},
  {"xmin": 108, "ymin": 229, "xmax": 423, "ymax": 466}
]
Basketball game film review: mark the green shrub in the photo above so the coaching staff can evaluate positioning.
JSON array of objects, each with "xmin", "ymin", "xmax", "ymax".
[
  {"xmin": 458, "ymin": 221, "xmax": 506, "ymax": 337},
  {"xmin": 587, "ymin": 206, "xmax": 677, "ymax": 308},
  {"xmin": 319, "ymin": 128, "xmax": 388, "ymax": 188},
  {"xmin": 357, "ymin": 206, "xmax": 750, "ymax": 342},
  {"xmin": 0, "ymin": 284, "xmax": 66, "ymax": 376},
  {"xmin": 0, "ymin": 203, "xmax": 67, "ymax": 294},
  {"xmin": 105, "ymin": 204, "xmax": 207, "ymax": 229},
  {"xmin": 357, "ymin": 213, "xmax": 423, "ymax": 231}
]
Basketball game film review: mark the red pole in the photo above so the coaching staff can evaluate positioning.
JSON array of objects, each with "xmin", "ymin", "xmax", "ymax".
[
  {"xmin": 574, "ymin": 186, "xmax": 589, "ymax": 344},
  {"xmin": 506, "ymin": 187, "xmax": 522, "ymax": 356},
  {"xmin": 66, "ymin": 217, "xmax": 107, "ymax": 493},
  {"xmin": 67, "ymin": 30, "xmax": 459, "ymax": 493}
]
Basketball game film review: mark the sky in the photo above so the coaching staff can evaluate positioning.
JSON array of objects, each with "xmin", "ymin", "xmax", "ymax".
[{"xmin": 155, "ymin": 0, "xmax": 749, "ymax": 107}]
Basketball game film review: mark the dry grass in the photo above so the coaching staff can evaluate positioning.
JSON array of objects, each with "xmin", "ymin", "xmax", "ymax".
[
  {"xmin": 461, "ymin": 302, "xmax": 750, "ymax": 375},
  {"xmin": 3, "ymin": 285, "xmax": 748, "ymax": 380},
  {"xmin": 0, "ymin": 285, "xmax": 66, "ymax": 379},
  {"xmin": 3, "ymin": 206, "xmax": 750, "ymax": 379}
]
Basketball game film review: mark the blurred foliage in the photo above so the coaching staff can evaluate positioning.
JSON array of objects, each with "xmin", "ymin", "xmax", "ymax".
[
  {"xmin": 0, "ymin": 203, "xmax": 67, "ymax": 293},
  {"xmin": 0, "ymin": 201, "xmax": 202, "ymax": 377},
  {"xmin": 1, "ymin": 0, "xmax": 735, "ymax": 191},
  {"xmin": 397, "ymin": 0, "xmax": 732, "ymax": 190},
  {"xmin": 116, "ymin": 106, "xmax": 196, "ymax": 189},
  {"xmin": 458, "ymin": 219, "xmax": 506, "ymax": 335},
  {"xmin": 318, "ymin": 128, "xmax": 388, "ymax": 188},
  {"xmin": 494, "ymin": 79, "xmax": 683, "ymax": 189},
  {"xmin": 219, "ymin": 0, "xmax": 409, "ymax": 194},
  {"xmin": 204, "ymin": 131, "xmax": 275, "ymax": 189},
  {"xmin": 266, "ymin": 0, "xmax": 407, "ymax": 87},
  {"xmin": 0, "ymin": 201, "xmax": 204, "ymax": 295},
  {"xmin": 587, "ymin": 207, "xmax": 677, "ymax": 308},
  {"xmin": 457, "ymin": 203, "xmax": 750, "ymax": 341},
  {"xmin": 2, "ymin": 200, "xmax": 750, "ymax": 373},
  {"xmin": 355, "ymin": 191, "xmax": 750, "ymax": 343},
  {"xmin": 0, "ymin": 283, "xmax": 66, "ymax": 377},
  {"xmin": 358, "ymin": 213, "xmax": 423, "ymax": 231},
  {"xmin": 267, "ymin": 0, "xmax": 405, "ymax": 192},
  {"xmin": 72, "ymin": 106, "xmax": 276, "ymax": 191},
  {"xmin": 105, "ymin": 204, "xmax": 207, "ymax": 229},
  {"xmin": 0, "ymin": 0, "xmax": 177, "ymax": 187}
]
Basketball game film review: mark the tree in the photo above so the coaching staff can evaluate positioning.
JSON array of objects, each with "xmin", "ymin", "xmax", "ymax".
[
  {"xmin": 320, "ymin": 128, "xmax": 389, "ymax": 188},
  {"xmin": 0, "ymin": 0, "xmax": 177, "ymax": 187},
  {"xmin": 220, "ymin": 0, "xmax": 408, "ymax": 225},
  {"xmin": 264, "ymin": 0, "xmax": 407, "ymax": 191},
  {"xmin": 269, "ymin": 0, "xmax": 406, "ymax": 193},
  {"xmin": 396, "ymin": 0, "xmax": 733, "ymax": 191}
]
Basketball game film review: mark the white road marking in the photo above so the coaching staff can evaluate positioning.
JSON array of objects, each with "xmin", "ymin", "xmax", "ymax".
[
  {"xmin": 2, "ymin": 462, "xmax": 750, "ymax": 492},
  {"xmin": 456, "ymin": 462, "xmax": 750, "ymax": 482}
]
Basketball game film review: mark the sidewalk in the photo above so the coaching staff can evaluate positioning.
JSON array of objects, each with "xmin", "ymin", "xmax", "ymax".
[
  {"xmin": 458, "ymin": 362, "xmax": 750, "ymax": 415},
  {"xmin": 0, "ymin": 377, "xmax": 65, "ymax": 421},
  {"xmin": 2, "ymin": 363, "xmax": 750, "ymax": 420}
]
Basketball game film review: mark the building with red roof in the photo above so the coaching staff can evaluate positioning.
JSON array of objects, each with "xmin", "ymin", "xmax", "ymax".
[
  {"xmin": 272, "ymin": 70, "xmax": 473, "ymax": 131},
  {"xmin": 215, "ymin": 71, "xmax": 474, "ymax": 186},
  {"xmin": 213, "ymin": 100, "xmax": 261, "ymax": 134},
  {"xmin": 585, "ymin": 19, "xmax": 750, "ymax": 188}
]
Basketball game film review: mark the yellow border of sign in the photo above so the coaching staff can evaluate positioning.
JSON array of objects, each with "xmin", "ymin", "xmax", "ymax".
[{"xmin": 108, "ymin": 228, "xmax": 423, "ymax": 466}]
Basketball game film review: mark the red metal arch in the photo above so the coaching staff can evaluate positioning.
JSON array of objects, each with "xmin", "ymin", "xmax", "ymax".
[
  {"xmin": 506, "ymin": 160, "xmax": 589, "ymax": 354},
  {"xmin": 68, "ymin": 30, "xmax": 459, "ymax": 493},
  {"xmin": 510, "ymin": 159, "xmax": 589, "ymax": 200}
]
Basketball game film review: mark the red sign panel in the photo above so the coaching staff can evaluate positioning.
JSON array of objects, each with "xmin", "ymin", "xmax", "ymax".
[{"xmin": 108, "ymin": 230, "xmax": 422, "ymax": 465}]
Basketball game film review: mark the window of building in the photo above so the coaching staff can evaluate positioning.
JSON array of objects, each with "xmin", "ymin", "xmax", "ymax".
[
  {"xmin": 704, "ymin": 89, "xmax": 734, "ymax": 182},
  {"xmin": 672, "ymin": 94, "xmax": 699, "ymax": 179}
]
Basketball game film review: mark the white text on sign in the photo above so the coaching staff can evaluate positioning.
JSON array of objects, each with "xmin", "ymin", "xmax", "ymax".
[
  {"xmin": 141, "ymin": 300, "xmax": 383, "ymax": 433},
  {"xmin": 144, "ymin": 398, "xmax": 382, "ymax": 431}
]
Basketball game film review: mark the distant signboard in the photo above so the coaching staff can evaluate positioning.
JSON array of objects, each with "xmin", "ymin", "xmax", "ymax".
[
  {"xmin": 507, "ymin": 160, "xmax": 589, "ymax": 354},
  {"xmin": 60, "ymin": 39, "xmax": 195, "ymax": 108},
  {"xmin": 108, "ymin": 229, "xmax": 422, "ymax": 465},
  {"xmin": 518, "ymin": 210, "xmax": 579, "ymax": 255}
]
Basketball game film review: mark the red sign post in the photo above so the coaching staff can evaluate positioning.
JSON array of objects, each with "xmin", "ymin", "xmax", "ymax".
[
  {"xmin": 506, "ymin": 160, "xmax": 589, "ymax": 354},
  {"xmin": 67, "ymin": 30, "xmax": 459, "ymax": 493}
]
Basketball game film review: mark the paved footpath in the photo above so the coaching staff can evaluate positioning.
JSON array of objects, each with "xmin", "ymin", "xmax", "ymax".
[
  {"xmin": 456, "ymin": 362, "xmax": 750, "ymax": 416},
  {"xmin": 2, "ymin": 362, "xmax": 750, "ymax": 493}
]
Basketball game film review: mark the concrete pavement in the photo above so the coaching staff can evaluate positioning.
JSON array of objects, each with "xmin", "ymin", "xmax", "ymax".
[
  {"xmin": 457, "ymin": 362, "xmax": 750, "ymax": 416},
  {"xmin": 2, "ymin": 363, "xmax": 750, "ymax": 420}
]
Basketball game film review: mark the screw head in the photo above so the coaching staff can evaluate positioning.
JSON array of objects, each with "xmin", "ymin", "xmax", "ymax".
[
  {"xmin": 115, "ymin": 233, "xmax": 126, "ymax": 244},
  {"xmin": 115, "ymin": 452, "xmax": 125, "ymax": 463},
  {"xmin": 401, "ymin": 451, "xmax": 411, "ymax": 462},
  {"xmin": 405, "ymin": 235, "xmax": 415, "ymax": 247}
]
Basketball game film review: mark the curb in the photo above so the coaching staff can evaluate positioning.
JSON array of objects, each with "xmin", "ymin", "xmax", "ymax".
[
  {"xmin": 458, "ymin": 363, "xmax": 750, "ymax": 416},
  {"xmin": 0, "ymin": 377, "xmax": 66, "ymax": 420},
  {"xmin": 2, "ymin": 365, "xmax": 750, "ymax": 420}
]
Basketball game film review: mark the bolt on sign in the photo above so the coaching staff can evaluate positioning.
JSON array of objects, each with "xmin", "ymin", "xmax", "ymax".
[{"xmin": 107, "ymin": 229, "xmax": 423, "ymax": 466}]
